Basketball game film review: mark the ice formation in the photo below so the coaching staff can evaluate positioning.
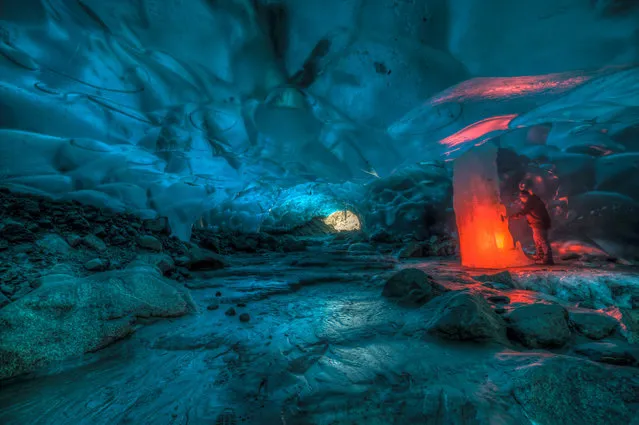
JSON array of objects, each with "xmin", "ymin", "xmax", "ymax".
[{"xmin": 0, "ymin": 0, "xmax": 638, "ymax": 256}]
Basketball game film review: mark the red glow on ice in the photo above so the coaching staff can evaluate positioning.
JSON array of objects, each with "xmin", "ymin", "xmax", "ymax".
[
  {"xmin": 453, "ymin": 144, "xmax": 532, "ymax": 269},
  {"xmin": 431, "ymin": 73, "xmax": 594, "ymax": 105},
  {"xmin": 552, "ymin": 241, "xmax": 607, "ymax": 257},
  {"xmin": 440, "ymin": 114, "xmax": 518, "ymax": 148}
]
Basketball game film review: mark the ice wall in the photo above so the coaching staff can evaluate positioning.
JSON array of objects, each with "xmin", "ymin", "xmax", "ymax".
[
  {"xmin": 453, "ymin": 143, "xmax": 532, "ymax": 268},
  {"xmin": 0, "ymin": 0, "xmax": 638, "ymax": 240}
]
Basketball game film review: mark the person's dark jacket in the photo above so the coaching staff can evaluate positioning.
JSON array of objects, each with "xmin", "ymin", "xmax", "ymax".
[{"xmin": 511, "ymin": 194, "xmax": 551, "ymax": 229}]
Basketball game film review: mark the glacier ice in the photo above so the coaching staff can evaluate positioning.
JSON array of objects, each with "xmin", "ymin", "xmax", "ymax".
[{"xmin": 0, "ymin": 0, "xmax": 638, "ymax": 252}]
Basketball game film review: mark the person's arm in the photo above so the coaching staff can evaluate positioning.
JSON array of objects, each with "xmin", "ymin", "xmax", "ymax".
[{"xmin": 509, "ymin": 202, "xmax": 532, "ymax": 219}]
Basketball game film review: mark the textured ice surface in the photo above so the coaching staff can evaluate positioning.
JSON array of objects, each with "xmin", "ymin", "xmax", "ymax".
[{"xmin": 1, "ymin": 1, "xmax": 639, "ymax": 243}]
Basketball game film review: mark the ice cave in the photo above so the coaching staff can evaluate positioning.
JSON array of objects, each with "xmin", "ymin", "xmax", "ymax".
[{"xmin": 1, "ymin": 1, "xmax": 639, "ymax": 424}]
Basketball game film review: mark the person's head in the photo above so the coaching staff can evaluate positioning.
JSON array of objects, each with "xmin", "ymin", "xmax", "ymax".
[{"xmin": 519, "ymin": 190, "xmax": 531, "ymax": 202}]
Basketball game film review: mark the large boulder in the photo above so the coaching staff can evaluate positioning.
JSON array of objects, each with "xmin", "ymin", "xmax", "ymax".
[
  {"xmin": 0, "ymin": 264, "xmax": 194, "ymax": 380},
  {"xmin": 382, "ymin": 268, "xmax": 448, "ymax": 306},
  {"xmin": 505, "ymin": 303, "xmax": 571, "ymax": 348},
  {"xmin": 510, "ymin": 355, "xmax": 639, "ymax": 425},
  {"xmin": 568, "ymin": 309, "xmax": 619, "ymax": 340},
  {"xmin": 426, "ymin": 292, "xmax": 506, "ymax": 343}
]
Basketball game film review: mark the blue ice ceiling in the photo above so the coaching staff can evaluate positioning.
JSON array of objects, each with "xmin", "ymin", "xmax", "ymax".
[{"xmin": 1, "ymin": 0, "xmax": 639, "ymax": 240}]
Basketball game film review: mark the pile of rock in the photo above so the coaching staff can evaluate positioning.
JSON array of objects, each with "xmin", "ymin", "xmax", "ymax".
[{"xmin": 381, "ymin": 268, "xmax": 639, "ymax": 367}]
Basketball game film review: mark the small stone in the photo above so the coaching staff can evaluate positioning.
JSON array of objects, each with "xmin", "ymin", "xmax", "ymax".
[
  {"xmin": 37, "ymin": 219, "xmax": 53, "ymax": 229},
  {"xmin": 473, "ymin": 271, "xmax": 515, "ymax": 288},
  {"xmin": 237, "ymin": 302, "xmax": 247, "ymax": 307},
  {"xmin": 574, "ymin": 342, "xmax": 638, "ymax": 366},
  {"xmin": 84, "ymin": 258, "xmax": 107, "ymax": 271},
  {"xmin": 207, "ymin": 300, "xmax": 220, "ymax": 310},
  {"xmin": 487, "ymin": 295, "xmax": 510, "ymax": 304},
  {"xmin": 176, "ymin": 267, "xmax": 191, "ymax": 278},
  {"xmin": 138, "ymin": 235, "xmax": 163, "ymax": 251},
  {"xmin": 0, "ymin": 219, "xmax": 34, "ymax": 242},
  {"xmin": 174, "ymin": 255, "xmax": 190, "ymax": 266},
  {"xmin": 0, "ymin": 292, "xmax": 10, "ymax": 308},
  {"xmin": 66, "ymin": 234, "xmax": 82, "ymax": 247},
  {"xmin": 239, "ymin": 313, "xmax": 250, "ymax": 323},
  {"xmin": 82, "ymin": 234, "xmax": 107, "ymax": 252},
  {"xmin": 398, "ymin": 242, "xmax": 424, "ymax": 258},
  {"xmin": 143, "ymin": 217, "xmax": 169, "ymax": 233},
  {"xmin": 93, "ymin": 226, "xmax": 107, "ymax": 238},
  {"xmin": 0, "ymin": 240, "xmax": 8, "ymax": 251},
  {"xmin": 36, "ymin": 234, "xmax": 71, "ymax": 255},
  {"xmin": 136, "ymin": 254, "xmax": 175, "ymax": 274},
  {"xmin": 225, "ymin": 307, "xmax": 236, "ymax": 317},
  {"xmin": 215, "ymin": 291, "xmax": 222, "ymax": 297}
]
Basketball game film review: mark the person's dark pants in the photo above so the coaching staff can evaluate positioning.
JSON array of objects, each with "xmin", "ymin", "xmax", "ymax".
[{"xmin": 531, "ymin": 226, "xmax": 553, "ymax": 263}]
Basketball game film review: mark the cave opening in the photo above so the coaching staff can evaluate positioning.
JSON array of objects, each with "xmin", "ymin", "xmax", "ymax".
[{"xmin": 323, "ymin": 210, "xmax": 361, "ymax": 232}]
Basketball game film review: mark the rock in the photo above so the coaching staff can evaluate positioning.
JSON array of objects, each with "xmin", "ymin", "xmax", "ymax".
[
  {"xmin": 206, "ymin": 300, "xmax": 220, "ymax": 310},
  {"xmin": 0, "ymin": 265, "xmax": 194, "ymax": 380},
  {"xmin": 398, "ymin": 242, "xmax": 423, "ymax": 258},
  {"xmin": 84, "ymin": 259, "xmax": 107, "ymax": 272},
  {"xmin": 215, "ymin": 291, "xmax": 222, "ymax": 297},
  {"xmin": 426, "ymin": 292, "xmax": 506, "ymax": 342},
  {"xmin": 36, "ymin": 234, "xmax": 71, "ymax": 255},
  {"xmin": 82, "ymin": 234, "xmax": 107, "ymax": 252},
  {"xmin": 348, "ymin": 242, "xmax": 375, "ymax": 253},
  {"xmin": 232, "ymin": 236, "xmax": 259, "ymax": 252},
  {"xmin": 137, "ymin": 235, "xmax": 163, "ymax": 251},
  {"xmin": 66, "ymin": 234, "xmax": 82, "ymax": 248},
  {"xmin": 0, "ymin": 240, "xmax": 8, "ymax": 251},
  {"xmin": 369, "ymin": 228, "xmax": 394, "ymax": 243},
  {"xmin": 603, "ymin": 307, "xmax": 639, "ymax": 344},
  {"xmin": 510, "ymin": 354, "xmax": 639, "ymax": 425},
  {"xmin": 574, "ymin": 342, "xmax": 638, "ymax": 366},
  {"xmin": 143, "ymin": 217, "xmax": 169, "ymax": 233},
  {"xmin": 280, "ymin": 235, "xmax": 307, "ymax": 252},
  {"xmin": 473, "ymin": 271, "xmax": 515, "ymax": 288},
  {"xmin": 225, "ymin": 307, "xmax": 236, "ymax": 317},
  {"xmin": 135, "ymin": 254, "xmax": 175, "ymax": 275},
  {"xmin": 0, "ymin": 220, "xmax": 34, "ymax": 242},
  {"xmin": 239, "ymin": 313, "xmax": 250, "ymax": 322},
  {"xmin": 577, "ymin": 300, "xmax": 597, "ymax": 309},
  {"xmin": 185, "ymin": 247, "xmax": 227, "ymax": 271},
  {"xmin": 174, "ymin": 255, "xmax": 190, "ymax": 266},
  {"xmin": 382, "ymin": 268, "xmax": 448, "ymax": 306},
  {"xmin": 505, "ymin": 303, "xmax": 571, "ymax": 348},
  {"xmin": 37, "ymin": 219, "xmax": 53, "ymax": 229},
  {"xmin": 568, "ymin": 309, "xmax": 618, "ymax": 340},
  {"xmin": 0, "ymin": 293, "xmax": 9, "ymax": 309},
  {"xmin": 487, "ymin": 295, "xmax": 510, "ymax": 304},
  {"xmin": 93, "ymin": 226, "xmax": 107, "ymax": 238}
]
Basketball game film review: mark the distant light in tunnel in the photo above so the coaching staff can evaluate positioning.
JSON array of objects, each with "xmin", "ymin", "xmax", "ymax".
[{"xmin": 323, "ymin": 210, "xmax": 361, "ymax": 232}]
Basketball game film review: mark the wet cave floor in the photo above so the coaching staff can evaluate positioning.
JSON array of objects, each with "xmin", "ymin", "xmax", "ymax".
[{"xmin": 1, "ymin": 241, "xmax": 639, "ymax": 425}]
